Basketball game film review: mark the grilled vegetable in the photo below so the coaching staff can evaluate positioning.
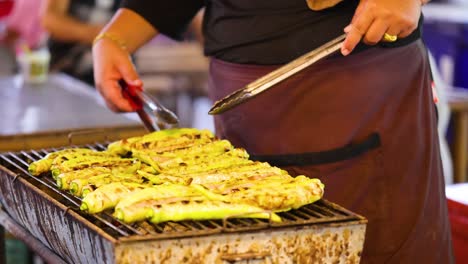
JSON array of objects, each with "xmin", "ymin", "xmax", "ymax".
[
  {"xmin": 69, "ymin": 174, "xmax": 113, "ymax": 195},
  {"xmin": 163, "ymin": 156, "xmax": 253, "ymax": 176},
  {"xmin": 228, "ymin": 176, "xmax": 325, "ymax": 211},
  {"xmin": 135, "ymin": 147, "xmax": 250, "ymax": 174},
  {"xmin": 160, "ymin": 148, "xmax": 249, "ymax": 169},
  {"xmin": 107, "ymin": 128, "xmax": 215, "ymax": 154},
  {"xmin": 191, "ymin": 176, "xmax": 324, "ymax": 212},
  {"xmin": 161, "ymin": 139, "xmax": 233, "ymax": 157},
  {"xmin": 177, "ymin": 161, "xmax": 273, "ymax": 178},
  {"xmin": 29, "ymin": 128, "xmax": 325, "ymax": 225},
  {"xmin": 50, "ymin": 151, "xmax": 117, "ymax": 180},
  {"xmin": 191, "ymin": 165, "xmax": 289, "ymax": 187},
  {"xmin": 146, "ymin": 198, "xmax": 282, "ymax": 224},
  {"xmin": 114, "ymin": 184, "xmax": 202, "ymax": 222},
  {"xmin": 206, "ymin": 174, "xmax": 293, "ymax": 194},
  {"xmin": 50, "ymin": 151, "xmax": 118, "ymax": 166},
  {"xmin": 70, "ymin": 172, "xmax": 144, "ymax": 196},
  {"xmin": 137, "ymin": 170, "xmax": 191, "ymax": 185},
  {"xmin": 131, "ymin": 140, "xmax": 236, "ymax": 172},
  {"xmin": 56, "ymin": 167, "xmax": 111, "ymax": 190},
  {"xmin": 28, "ymin": 148, "xmax": 97, "ymax": 176},
  {"xmin": 80, "ymin": 182, "xmax": 148, "ymax": 214},
  {"xmin": 113, "ymin": 184, "xmax": 283, "ymax": 224},
  {"xmin": 139, "ymin": 163, "xmax": 158, "ymax": 174},
  {"xmin": 51, "ymin": 157, "xmax": 140, "ymax": 178}
]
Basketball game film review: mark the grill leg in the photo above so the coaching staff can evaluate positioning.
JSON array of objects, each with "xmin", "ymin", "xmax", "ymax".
[{"xmin": 0, "ymin": 225, "xmax": 5, "ymax": 264}]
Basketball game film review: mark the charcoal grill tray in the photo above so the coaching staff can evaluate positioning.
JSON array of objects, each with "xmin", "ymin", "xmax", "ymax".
[{"xmin": 0, "ymin": 144, "xmax": 367, "ymax": 263}]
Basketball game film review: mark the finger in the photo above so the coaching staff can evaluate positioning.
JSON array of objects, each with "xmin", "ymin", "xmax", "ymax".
[
  {"xmin": 351, "ymin": 0, "xmax": 366, "ymax": 23},
  {"xmin": 342, "ymin": 26, "xmax": 363, "ymax": 56},
  {"xmin": 117, "ymin": 59, "xmax": 142, "ymax": 88},
  {"xmin": 398, "ymin": 26, "xmax": 416, "ymax": 39},
  {"xmin": 395, "ymin": 12, "xmax": 419, "ymax": 38},
  {"xmin": 104, "ymin": 100, "xmax": 119, "ymax": 113},
  {"xmin": 342, "ymin": 8, "xmax": 374, "ymax": 56},
  {"xmin": 98, "ymin": 80, "xmax": 134, "ymax": 112},
  {"xmin": 385, "ymin": 25, "xmax": 400, "ymax": 38},
  {"xmin": 363, "ymin": 19, "xmax": 388, "ymax": 45}
]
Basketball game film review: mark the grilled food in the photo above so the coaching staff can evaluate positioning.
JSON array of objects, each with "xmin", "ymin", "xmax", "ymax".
[
  {"xmin": 80, "ymin": 182, "xmax": 149, "ymax": 214},
  {"xmin": 114, "ymin": 184, "xmax": 202, "ymax": 222},
  {"xmin": 189, "ymin": 176, "xmax": 324, "ymax": 212},
  {"xmin": 51, "ymin": 157, "xmax": 140, "ymax": 178},
  {"xmin": 28, "ymin": 128, "xmax": 325, "ymax": 224},
  {"xmin": 131, "ymin": 140, "xmax": 244, "ymax": 172},
  {"xmin": 56, "ymin": 167, "xmax": 111, "ymax": 190},
  {"xmin": 112, "ymin": 184, "xmax": 281, "ymax": 223},
  {"xmin": 227, "ymin": 176, "xmax": 324, "ymax": 211},
  {"xmin": 107, "ymin": 128, "xmax": 215, "ymax": 155},
  {"xmin": 146, "ymin": 198, "xmax": 281, "ymax": 224},
  {"xmin": 69, "ymin": 172, "xmax": 143, "ymax": 197},
  {"xmin": 28, "ymin": 148, "xmax": 99, "ymax": 176}
]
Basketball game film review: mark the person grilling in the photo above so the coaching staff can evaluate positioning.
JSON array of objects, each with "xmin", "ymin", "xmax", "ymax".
[{"xmin": 91, "ymin": 0, "xmax": 454, "ymax": 263}]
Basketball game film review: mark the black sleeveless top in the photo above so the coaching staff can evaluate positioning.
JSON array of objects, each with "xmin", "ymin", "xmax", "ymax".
[{"xmin": 121, "ymin": 0, "xmax": 422, "ymax": 65}]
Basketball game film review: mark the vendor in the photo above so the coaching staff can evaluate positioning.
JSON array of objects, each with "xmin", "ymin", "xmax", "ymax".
[{"xmin": 92, "ymin": 0, "xmax": 454, "ymax": 263}]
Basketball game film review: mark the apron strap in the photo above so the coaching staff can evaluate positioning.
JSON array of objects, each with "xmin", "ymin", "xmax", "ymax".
[{"xmin": 251, "ymin": 132, "xmax": 381, "ymax": 167}]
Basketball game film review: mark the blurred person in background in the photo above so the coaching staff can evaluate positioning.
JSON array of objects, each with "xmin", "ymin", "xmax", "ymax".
[
  {"xmin": 1, "ymin": 0, "xmax": 45, "ymax": 49},
  {"xmin": 0, "ymin": 0, "xmax": 46, "ymax": 74},
  {"xmin": 40, "ymin": 0, "xmax": 121, "ymax": 85}
]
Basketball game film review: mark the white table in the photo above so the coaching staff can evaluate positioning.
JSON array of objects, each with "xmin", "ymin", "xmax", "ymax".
[{"xmin": 0, "ymin": 73, "xmax": 144, "ymax": 151}]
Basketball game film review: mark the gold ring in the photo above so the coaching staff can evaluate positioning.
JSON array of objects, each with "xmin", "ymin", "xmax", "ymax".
[{"xmin": 383, "ymin": 33, "xmax": 398, "ymax": 42}]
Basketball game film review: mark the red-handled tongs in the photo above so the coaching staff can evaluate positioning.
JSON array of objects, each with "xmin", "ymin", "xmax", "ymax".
[{"xmin": 120, "ymin": 80, "xmax": 179, "ymax": 131}]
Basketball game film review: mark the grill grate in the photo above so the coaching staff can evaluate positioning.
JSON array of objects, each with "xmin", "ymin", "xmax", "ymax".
[{"xmin": 0, "ymin": 144, "xmax": 362, "ymax": 242}]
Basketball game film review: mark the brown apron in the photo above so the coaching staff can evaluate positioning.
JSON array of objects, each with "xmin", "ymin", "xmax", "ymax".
[{"xmin": 207, "ymin": 40, "xmax": 454, "ymax": 263}]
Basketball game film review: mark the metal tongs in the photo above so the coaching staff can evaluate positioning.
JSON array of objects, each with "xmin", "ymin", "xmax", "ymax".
[
  {"xmin": 120, "ymin": 80, "xmax": 179, "ymax": 131},
  {"xmin": 209, "ymin": 34, "xmax": 346, "ymax": 115}
]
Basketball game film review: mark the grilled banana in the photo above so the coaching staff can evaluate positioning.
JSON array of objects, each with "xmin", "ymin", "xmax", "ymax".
[
  {"xmin": 80, "ymin": 182, "xmax": 149, "ymax": 213},
  {"xmin": 137, "ymin": 170, "xmax": 191, "ymax": 185},
  {"xmin": 107, "ymin": 128, "xmax": 215, "ymax": 154},
  {"xmin": 29, "ymin": 128, "xmax": 325, "ymax": 225},
  {"xmin": 51, "ymin": 157, "xmax": 140, "ymax": 178},
  {"xmin": 113, "ymin": 184, "xmax": 202, "ymax": 222},
  {"xmin": 70, "ymin": 172, "xmax": 144, "ymax": 196},
  {"xmin": 28, "ymin": 148, "xmax": 97, "ymax": 176},
  {"xmin": 228, "ymin": 176, "xmax": 325, "ymax": 211},
  {"xmin": 56, "ymin": 167, "xmax": 111, "ymax": 190},
  {"xmin": 147, "ymin": 198, "xmax": 281, "ymax": 224}
]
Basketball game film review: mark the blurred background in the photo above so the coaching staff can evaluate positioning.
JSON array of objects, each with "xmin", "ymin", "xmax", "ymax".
[{"xmin": 0, "ymin": 0, "xmax": 467, "ymax": 263}]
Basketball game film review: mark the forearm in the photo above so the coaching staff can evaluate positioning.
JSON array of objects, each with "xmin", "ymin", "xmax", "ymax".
[
  {"xmin": 99, "ymin": 8, "xmax": 158, "ymax": 53},
  {"xmin": 41, "ymin": 13, "xmax": 102, "ymax": 44}
]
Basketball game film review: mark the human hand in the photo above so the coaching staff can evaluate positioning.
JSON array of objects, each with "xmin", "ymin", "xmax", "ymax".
[
  {"xmin": 341, "ymin": 0, "xmax": 422, "ymax": 56},
  {"xmin": 92, "ymin": 35, "xmax": 142, "ymax": 112}
]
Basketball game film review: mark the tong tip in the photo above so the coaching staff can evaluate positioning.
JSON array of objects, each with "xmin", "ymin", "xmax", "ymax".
[
  {"xmin": 208, "ymin": 90, "xmax": 251, "ymax": 115},
  {"xmin": 157, "ymin": 109, "xmax": 179, "ymax": 124},
  {"xmin": 208, "ymin": 106, "xmax": 222, "ymax": 115}
]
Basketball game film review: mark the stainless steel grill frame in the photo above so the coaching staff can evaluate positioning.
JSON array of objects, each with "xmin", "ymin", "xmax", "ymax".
[{"xmin": 0, "ymin": 145, "xmax": 367, "ymax": 263}]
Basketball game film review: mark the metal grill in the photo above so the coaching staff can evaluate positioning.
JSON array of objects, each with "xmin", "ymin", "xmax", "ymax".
[{"xmin": 0, "ymin": 144, "xmax": 361, "ymax": 242}]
